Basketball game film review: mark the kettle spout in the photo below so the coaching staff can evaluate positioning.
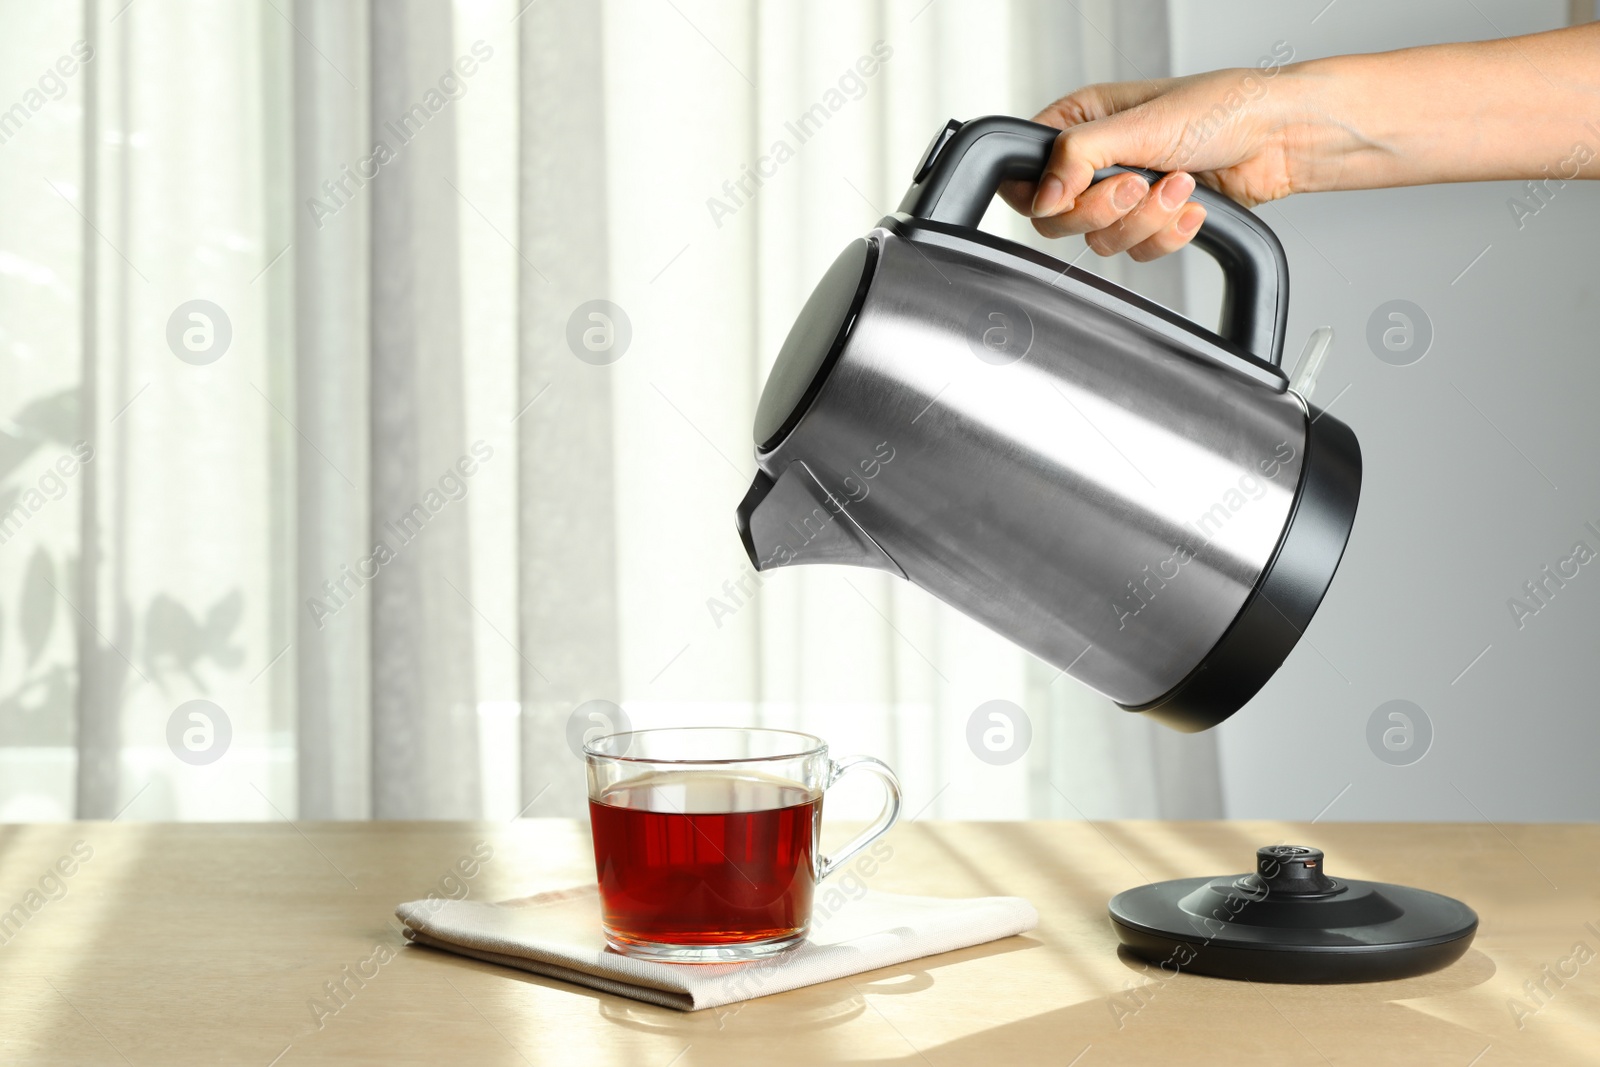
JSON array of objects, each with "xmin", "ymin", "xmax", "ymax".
[{"xmin": 735, "ymin": 461, "xmax": 905, "ymax": 577}]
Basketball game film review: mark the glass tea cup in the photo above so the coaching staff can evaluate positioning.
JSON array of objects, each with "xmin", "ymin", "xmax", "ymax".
[{"xmin": 584, "ymin": 727, "xmax": 901, "ymax": 963}]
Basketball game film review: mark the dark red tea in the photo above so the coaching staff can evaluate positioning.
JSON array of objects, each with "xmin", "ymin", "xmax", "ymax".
[{"xmin": 589, "ymin": 772, "xmax": 821, "ymax": 947}]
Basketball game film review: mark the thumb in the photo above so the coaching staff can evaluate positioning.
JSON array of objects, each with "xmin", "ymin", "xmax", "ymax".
[
  {"xmin": 1032, "ymin": 106, "xmax": 1180, "ymax": 216},
  {"xmin": 999, "ymin": 81, "xmax": 1178, "ymax": 217}
]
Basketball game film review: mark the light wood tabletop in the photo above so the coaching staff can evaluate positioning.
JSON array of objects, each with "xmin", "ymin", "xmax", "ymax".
[{"xmin": 1, "ymin": 819, "xmax": 1596, "ymax": 1065}]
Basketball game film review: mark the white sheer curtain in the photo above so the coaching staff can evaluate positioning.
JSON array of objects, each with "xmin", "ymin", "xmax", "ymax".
[
  {"xmin": 3, "ymin": 0, "xmax": 301, "ymax": 822},
  {"xmin": 0, "ymin": 0, "xmax": 1220, "ymax": 824}
]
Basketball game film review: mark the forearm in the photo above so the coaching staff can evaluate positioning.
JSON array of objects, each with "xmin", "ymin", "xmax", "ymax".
[{"xmin": 1284, "ymin": 23, "xmax": 1600, "ymax": 192}]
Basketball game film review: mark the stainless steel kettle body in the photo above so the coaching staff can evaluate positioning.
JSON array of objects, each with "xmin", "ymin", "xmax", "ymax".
[{"xmin": 736, "ymin": 116, "xmax": 1361, "ymax": 731}]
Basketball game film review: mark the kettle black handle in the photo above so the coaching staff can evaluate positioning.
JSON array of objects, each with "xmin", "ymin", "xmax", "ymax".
[{"xmin": 896, "ymin": 115, "xmax": 1289, "ymax": 368}]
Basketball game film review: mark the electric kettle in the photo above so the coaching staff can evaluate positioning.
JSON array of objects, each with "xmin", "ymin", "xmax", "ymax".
[{"xmin": 735, "ymin": 115, "xmax": 1361, "ymax": 731}]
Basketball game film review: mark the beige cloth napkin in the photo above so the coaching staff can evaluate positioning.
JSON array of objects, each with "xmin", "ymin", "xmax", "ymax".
[{"xmin": 395, "ymin": 885, "xmax": 1037, "ymax": 1011}]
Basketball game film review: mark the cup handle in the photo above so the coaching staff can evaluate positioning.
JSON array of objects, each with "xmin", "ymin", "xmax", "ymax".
[{"xmin": 816, "ymin": 755, "xmax": 902, "ymax": 882}]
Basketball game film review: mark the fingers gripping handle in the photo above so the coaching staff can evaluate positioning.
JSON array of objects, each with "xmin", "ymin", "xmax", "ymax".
[
  {"xmin": 1095, "ymin": 163, "xmax": 1291, "ymax": 369},
  {"xmin": 816, "ymin": 755, "xmax": 902, "ymax": 882},
  {"xmin": 896, "ymin": 115, "xmax": 1290, "ymax": 368}
]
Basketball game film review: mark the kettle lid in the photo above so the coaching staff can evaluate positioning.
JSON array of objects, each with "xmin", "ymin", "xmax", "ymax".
[{"xmin": 753, "ymin": 237, "xmax": 877, "ymax": 453}]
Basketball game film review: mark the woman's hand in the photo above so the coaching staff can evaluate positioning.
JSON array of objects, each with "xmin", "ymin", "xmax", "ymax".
[
  {"xmin": 1000, "ymin": 65, "xmax": 1327, "ymax": 260},
  {"xmin": 1002, "ymin": 23, "xmax": 1600, "ymax": 261}
]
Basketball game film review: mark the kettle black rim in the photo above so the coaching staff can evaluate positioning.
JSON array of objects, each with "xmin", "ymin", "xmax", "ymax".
[
  {"xmin": 1119, "ymin": 404, "xmax": 1363, "ymax": 731},
  {"xmin": 1108, "ymin": 918, "xmax": 1478, "ymax": 983}
]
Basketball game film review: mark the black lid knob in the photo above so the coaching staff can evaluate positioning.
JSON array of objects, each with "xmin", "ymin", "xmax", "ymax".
[{"xmin": 1255, "ymin": 845, "xmax": 1337, "ymax": 895}]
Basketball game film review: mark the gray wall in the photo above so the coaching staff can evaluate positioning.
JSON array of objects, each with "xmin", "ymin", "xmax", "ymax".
[{"xmin": 1164, "ymin": 0, "xmax": 1600, "ymax": 820}]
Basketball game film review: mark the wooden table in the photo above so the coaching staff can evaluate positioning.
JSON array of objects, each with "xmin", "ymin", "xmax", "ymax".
[{"xmin": 1, "ymin": 820, "xmax": 1596, "ymax": 1065}]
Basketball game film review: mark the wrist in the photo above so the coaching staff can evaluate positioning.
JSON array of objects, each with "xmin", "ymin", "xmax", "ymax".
[{"xmin": 1271, "ymin": 53, "xmax": 1394, "ymax": 194}]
